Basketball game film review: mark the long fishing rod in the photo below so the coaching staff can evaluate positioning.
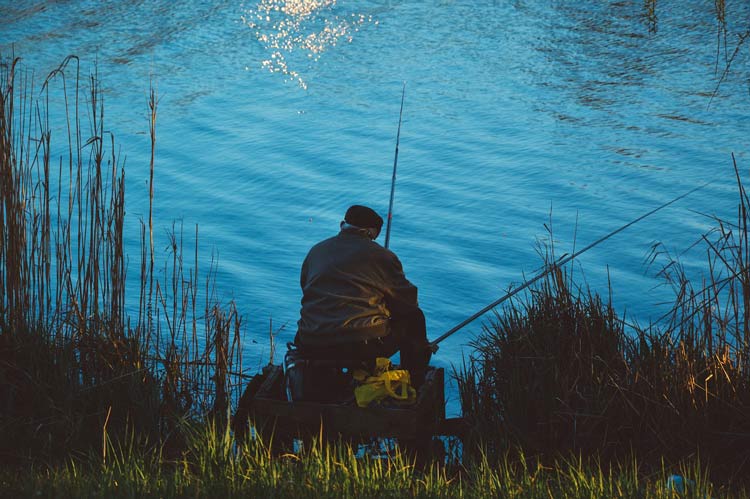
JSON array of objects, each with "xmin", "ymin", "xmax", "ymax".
[
  {"xmin": 429, "ymin": 181, "xmax": 713, "ymax": 352},
  {"xmin": 384, "ymin": 83, "xmax": 406, "ymax": 249}
]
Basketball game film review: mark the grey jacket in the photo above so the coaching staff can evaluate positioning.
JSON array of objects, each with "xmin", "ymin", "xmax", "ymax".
[{"xmin": 296, "ymin": 229, "xmax": 419, "ymax": 346}]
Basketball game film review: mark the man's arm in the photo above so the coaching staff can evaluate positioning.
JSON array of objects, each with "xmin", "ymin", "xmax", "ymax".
[
  {"xmin": 300, "ymin": 254, "xmax": 309, "ymax": 290},
  {"xmin": 380, "ymin": 251, "xmax": 419, "ymax": 313}
]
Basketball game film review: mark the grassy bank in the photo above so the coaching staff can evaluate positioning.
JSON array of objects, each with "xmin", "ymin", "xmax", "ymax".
[
  {"xmin": 0, "ymin": 422, "xmax": 740, "ymax": 498},
  {"xmin": 0, "ymin": 56, "xmax": 244, "ymax": 465},
  {"xmin": 457, "ymin": 162, "xmax": 750, "ymax": 488},
  {"xmin": 2, "ymin": 55, "xmax": 750, "ymax": 497}
]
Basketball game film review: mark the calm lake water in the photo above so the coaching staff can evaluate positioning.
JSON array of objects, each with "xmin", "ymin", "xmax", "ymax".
[{"xmin": 2, "ymin": 0, "xmax": 749, "ymax": 411}]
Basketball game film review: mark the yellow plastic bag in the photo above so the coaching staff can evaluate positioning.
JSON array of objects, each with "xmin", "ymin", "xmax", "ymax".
[{"xmin": 352, "ymin": 357, "xmax": 417, "ymax": 408}]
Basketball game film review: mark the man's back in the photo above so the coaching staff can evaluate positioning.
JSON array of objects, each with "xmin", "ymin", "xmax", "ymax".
[{"xmin": 297, "ymin": 229, "xmax": 417, "ymax": 347}]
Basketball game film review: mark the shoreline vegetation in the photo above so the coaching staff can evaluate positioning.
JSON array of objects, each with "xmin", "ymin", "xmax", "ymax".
[
  {"xmin": 0, "ymin": 56, "xmax": 245, "ymax": 466},
  {"xmin": 2, "ymin": 57, "xmax": 750, "ymax": 497}
]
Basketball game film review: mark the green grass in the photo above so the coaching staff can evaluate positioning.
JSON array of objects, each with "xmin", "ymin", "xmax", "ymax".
[{"xmin": 2, "ymin": 422, "xmax": 744, "ymax": 498}]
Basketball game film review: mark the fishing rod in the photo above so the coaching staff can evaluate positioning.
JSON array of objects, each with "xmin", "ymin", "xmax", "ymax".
[
  {"xmin": 384, "ymin": 83, "xmax": 406, "ymax": 249},
  {"xmin": 429, "ymin": 180, "xmax": 713, "ymax": 352}
]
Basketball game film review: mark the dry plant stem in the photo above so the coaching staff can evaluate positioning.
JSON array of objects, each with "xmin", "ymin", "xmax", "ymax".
[
  {"xmin": 1, "ymin": 57, "xmax": 244, "ymax": 464},
  {"xmin": 458, "ymin": 156, "xmax": 750, "ymax": 486}
]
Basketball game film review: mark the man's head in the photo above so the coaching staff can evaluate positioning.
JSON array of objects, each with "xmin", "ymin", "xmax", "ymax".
[{"xmin": 342, "ymin": 205, "xmax": 384, "ymax": 240}]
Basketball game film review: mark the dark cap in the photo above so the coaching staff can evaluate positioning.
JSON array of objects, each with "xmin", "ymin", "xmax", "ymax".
[{"xmin": 344, "ymin": 205, "xmax": 383, "ymax": 230}]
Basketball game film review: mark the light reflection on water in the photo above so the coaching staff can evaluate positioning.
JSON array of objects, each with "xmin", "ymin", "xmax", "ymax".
[
  {"xmin": 1, "ymin": 1, "xmax": 749, "ymax": 414},
  {"xmin": 242, "ymin": 0, "xmax": 376, "ymax": 88}
]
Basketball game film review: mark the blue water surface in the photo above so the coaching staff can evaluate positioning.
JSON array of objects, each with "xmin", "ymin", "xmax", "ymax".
[{"xmin": 2, "ymin": 0, "xmax": 749, "ymax": 414}]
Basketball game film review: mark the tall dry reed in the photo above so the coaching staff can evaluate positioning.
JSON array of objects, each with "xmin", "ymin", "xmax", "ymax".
[
  {"xmin": 0, "ymin": 56, "xmax": 244, "ymax": 465},
  {"xmin": 458, "ymin": 159, "xmax": 750, "ymax": 486}
]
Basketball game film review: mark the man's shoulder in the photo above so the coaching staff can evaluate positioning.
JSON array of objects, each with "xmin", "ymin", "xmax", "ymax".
[
  {"xmin": 307, "ymin": 234, "xmax": 343, "ymax": 252},
  {"xmin": 312, "ymin": 234, "xmax": 339, "ymax": 247},
  {"xmin": 309, "ymin": 232, "xmax": 398, "ymax": 260}
]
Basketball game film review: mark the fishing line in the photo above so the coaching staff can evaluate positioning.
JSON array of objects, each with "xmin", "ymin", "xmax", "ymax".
[{"xmin": 429, "ymin": 180, "xmax": 714, "ymax": 352}]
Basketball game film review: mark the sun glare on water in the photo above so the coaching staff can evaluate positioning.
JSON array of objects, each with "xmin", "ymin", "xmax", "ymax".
[{"xmin": 241, "ymin": 0, "xmax": 376, "ymax": 89}]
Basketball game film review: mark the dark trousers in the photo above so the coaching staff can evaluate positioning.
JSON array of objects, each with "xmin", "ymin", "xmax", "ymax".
[{"xmin": 294, "ymin": 307, "xmax": 431, "ymax": 387}]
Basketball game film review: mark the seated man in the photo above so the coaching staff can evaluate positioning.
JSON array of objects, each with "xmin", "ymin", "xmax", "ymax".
[{"xmin": 289, "ymin": 205, "xmax": 431, "ymax": 401}]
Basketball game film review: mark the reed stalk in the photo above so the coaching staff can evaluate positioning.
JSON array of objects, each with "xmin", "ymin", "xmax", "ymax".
[
  {"xmin": 0, "ymin": 56, "xmax": 244, "ymax": 465},
  {"xmin": 458, "ymin": 156, "xmax": 750, "ymax": 486}
]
